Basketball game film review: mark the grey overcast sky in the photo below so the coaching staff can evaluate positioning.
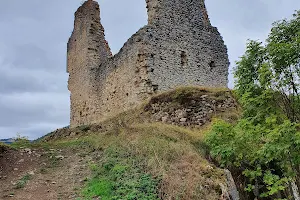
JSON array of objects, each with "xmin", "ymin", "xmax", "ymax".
[{"xmin": 0, "ymin": 0, "xmax": 299, "ymax": 140}]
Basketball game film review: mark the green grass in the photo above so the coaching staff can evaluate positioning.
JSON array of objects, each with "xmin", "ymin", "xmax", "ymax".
[
  {"xmin": 51, "ymin": 122, "xmax": 225, "ymax": 200},
  {"xmin": 81, "ymin": 144, "xmax": 160, "ymax": 200},
  {"xmin": 82, "ymin": 178, "xmax": 113, "ymax": 200},
  {"xmin": 145, "ymin": 86, "xmax": 230, "ymax": 108},
  {"xmin": 15, "ymin": 174, "xmax": 32, "ymax": 189},
  {"xmin": 35, "ymin": 87, "xmax": 239, "ymax": 199},
  {"xmin": 0, "ymin": 142, "xmax": 7, "ymax": 146},
  {"xmin": 78, "ymin": 125, "xmax": 91, "ymax": 132},
  {"xmin": 0, "ymin": 142, "xmax": 10, "ymax": 153},
  {"xmin": 9, "ymin": 136, "xmax": 52, "ymax": 151},
  {"xmin": 10, "ymin": 138, "xmax": 31, "ymax": 149}
]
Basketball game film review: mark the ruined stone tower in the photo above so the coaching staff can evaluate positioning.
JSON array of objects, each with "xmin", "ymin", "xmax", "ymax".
[{"xmin": 67, "ymin": 0, "xmax": 229, "ymax": 127}]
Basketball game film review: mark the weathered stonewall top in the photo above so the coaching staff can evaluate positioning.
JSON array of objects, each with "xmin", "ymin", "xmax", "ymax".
[{"xmin": 67, "ymin": 0, "xmax": 229, "ymax": 127}]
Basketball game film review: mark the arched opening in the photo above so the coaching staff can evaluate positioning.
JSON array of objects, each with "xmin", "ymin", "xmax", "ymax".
[{"xmin": 99, "ymin": 0, "xmax": 148, "ymax": 54}]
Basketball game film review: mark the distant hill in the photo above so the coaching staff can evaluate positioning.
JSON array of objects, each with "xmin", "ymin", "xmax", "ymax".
[{"xmin": 0, "ymin": 138, "xmax": 15, "ymax": 144}]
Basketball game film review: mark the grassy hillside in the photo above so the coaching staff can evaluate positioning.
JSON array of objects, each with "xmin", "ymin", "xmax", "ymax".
[
  {"xmin": 0, "ymin": 142, "xmax": 10, "ymax": 153},
  {"xmin": 52, "ymin": 123, "xmax": 226, "ymax": 199},
  {"xmin": 3, "ymin": 87, "xmax": 239, "ymax": 200}
]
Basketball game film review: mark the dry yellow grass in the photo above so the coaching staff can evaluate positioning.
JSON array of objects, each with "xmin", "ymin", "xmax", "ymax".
[
  {"xmin": 50, "ymin": 122, "xmax": 226, "ymax": 199},
  {"xmin": 40, "ymin": 87, "xmax": 239, "ymax": 199}
]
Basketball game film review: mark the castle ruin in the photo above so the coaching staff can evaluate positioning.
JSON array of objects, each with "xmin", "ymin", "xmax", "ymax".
[{"xmin": 67, "ymin": 0, "xmax": 229, "ymax": 127}]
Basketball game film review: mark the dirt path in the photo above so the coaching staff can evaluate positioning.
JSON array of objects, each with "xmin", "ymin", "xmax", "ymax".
[{"xmin": 0, "ymin": 146, "xmax": 91, "ymax": 200}]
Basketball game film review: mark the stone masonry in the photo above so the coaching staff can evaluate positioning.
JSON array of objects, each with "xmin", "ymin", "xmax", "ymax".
[{"xmin": 67, "ymin": 0, "xmax": 229, "ymax": 127}]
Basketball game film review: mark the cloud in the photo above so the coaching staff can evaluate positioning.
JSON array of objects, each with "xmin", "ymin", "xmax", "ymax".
[
  {"xmin": 0, "ymin": 92, "xmax": 69, "ymax": 127},
  {"xmin": 0, "ymin": 92, "xmax": 69, "ymax": 140},
  {"xmin": 206, "ymin": 0, "xmax": 300, "ymax": 88}
]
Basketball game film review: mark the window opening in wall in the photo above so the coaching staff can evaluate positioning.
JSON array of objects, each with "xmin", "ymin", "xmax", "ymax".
[
  {"xmin": 209, "ymin": 61, "xmax": 216, "ymax": 70},
  {"xmin": 181, "ymin": 51, "xmax": 188, "ymax": 67}
]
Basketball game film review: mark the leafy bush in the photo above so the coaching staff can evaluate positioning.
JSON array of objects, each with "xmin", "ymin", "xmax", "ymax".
[
  {"xmin": 206, "ymin": 10, "xmax": 300, "ymax": 199},
  {"xmin": 206, "ymin": 119, "xmax": 300, "ymax": 198}
]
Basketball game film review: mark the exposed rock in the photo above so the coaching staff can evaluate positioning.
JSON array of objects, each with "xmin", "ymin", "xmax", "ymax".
[
  {"xmin": 70, "ymin": 132, "xmax": 77, "ymax": 137},
  {"xmin": 161, "ymin": 116, "xmax": 169, "ymax": 123},
  {"xmin": 219, "ymin": 183, "xmax": 231, "ymax": 200},
  {"xmin": 147, "ymin": 90, "xmax": 237, "ymax": 127},
  {"xmin": 55, "ymin": 155, "xmax": 64, "ymax": 160},
  {"xmin": 180, "ymin": 118, "xmax": 187, "ymax": 122},
  {"xmin": 24, "ymin": 148, "xmax": 32, "ymax": 154},
  {"xmin": 28, "ymin": 171, "xmax": 35, "ymax": 176},
  {"xmin": 225, "ymin": 169, "xmax": 240, "ymax": 200},
  {"xmin": 291, "ymin": 181, "xmax": 300, "ymax": 200}
]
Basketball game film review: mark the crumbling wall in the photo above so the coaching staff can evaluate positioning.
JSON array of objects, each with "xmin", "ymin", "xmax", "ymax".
[
  {"xmin": 67, "ymin": 0, "xmax": 229, "ymax": 127},
  {"xmin": 67, "ymin": 0, "xmax": 112, "ymax": 126},
  {"xmin": 87, "ymin": 28, "xmax": 157, "ymax": 123}
]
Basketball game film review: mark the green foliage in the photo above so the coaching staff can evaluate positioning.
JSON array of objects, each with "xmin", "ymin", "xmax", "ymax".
[
  {"xmin": 10, "ymin": 134, "xmax": 31, "ymax": 148},
  {"xmin": 15, "ymin": 174, "xmax": 32, "ymax": 189},
  {"xmin": 206, "ymin": 10, "xmax": 300, "ymax": 199},
  {"xmin": 206, "ymin": 119, "xmax": 300, "ymax": 197},
  {"xmin": 0, "ymin": 142, "xmax": 10, "ymax": 153},
  {"xmin": 81, "ymin": 145, "xmax": 160, "ymax": 200},
  {"xmin": 235, "ymin": 10, "xmax": 300, "ymax": 123},
  {"xmin": 82, "ymin": 178, "xmax": 113, "ymax": 200},
  {"xmin": 145, "ymin": 86, "xmax": 229, "ymax": 108},
  {"xmin": 78, "ymin": 125, "xmax": 90, "ymax": 132},
  {"xmin": 53, "ymin": 120, "xmax": 226, "ymax": 199}
]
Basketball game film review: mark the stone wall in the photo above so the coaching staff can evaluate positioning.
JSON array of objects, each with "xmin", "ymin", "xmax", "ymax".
[
  {"xmin": 146, "ymin": 90, "xmax": 238, "ymax": 128},
  {"xmin": 67, "ymin": 0, "xmax": 229, "ymax": 127},
  {"xmin": 67, "ymin": 0, "xmax": 112, "ymax": 126}
]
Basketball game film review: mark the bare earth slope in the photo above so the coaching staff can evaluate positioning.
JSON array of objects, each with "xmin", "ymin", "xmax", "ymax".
[{"xmin": 0, "ymin": 144, "xmax": 91, "ymax": 200}]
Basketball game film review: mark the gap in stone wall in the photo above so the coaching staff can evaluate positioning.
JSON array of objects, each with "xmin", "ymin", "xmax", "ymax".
[
  {"xmin": 99, "ymin": 0, "xmax": 148, "ymax": 55},
  {"xmin": 209, "ymin": 61, "xmax": 216, "ymax": 71}
]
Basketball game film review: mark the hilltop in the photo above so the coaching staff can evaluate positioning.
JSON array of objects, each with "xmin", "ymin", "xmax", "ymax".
[
  {"xmin": 0, "ymin": 139, "xmax": 15, "ymax": 144},
  {"xmin": 67, "ymin": 0, "xmax": 229, "ymax": 128},
  {"xmin": 0, "ymin": 87, "xmax": 240, "ymax": 200}
]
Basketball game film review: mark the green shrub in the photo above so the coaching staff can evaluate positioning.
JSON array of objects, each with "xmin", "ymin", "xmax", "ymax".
[
  {"xmin": 10, "ymin": 134, "xmax": 31, "ymax": 148},
  {"xmin": 81, "ymin": 145, "xmax": 160, "ymax": 200},
  {"xmin": 15, "ymin": 174, "xmax": 32, "ymax": 189}
]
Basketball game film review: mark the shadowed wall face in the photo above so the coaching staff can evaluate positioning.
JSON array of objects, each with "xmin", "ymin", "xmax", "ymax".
[{"xmin": 67, "ymin": 0, "xmax": 229, "ymax": 127}]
